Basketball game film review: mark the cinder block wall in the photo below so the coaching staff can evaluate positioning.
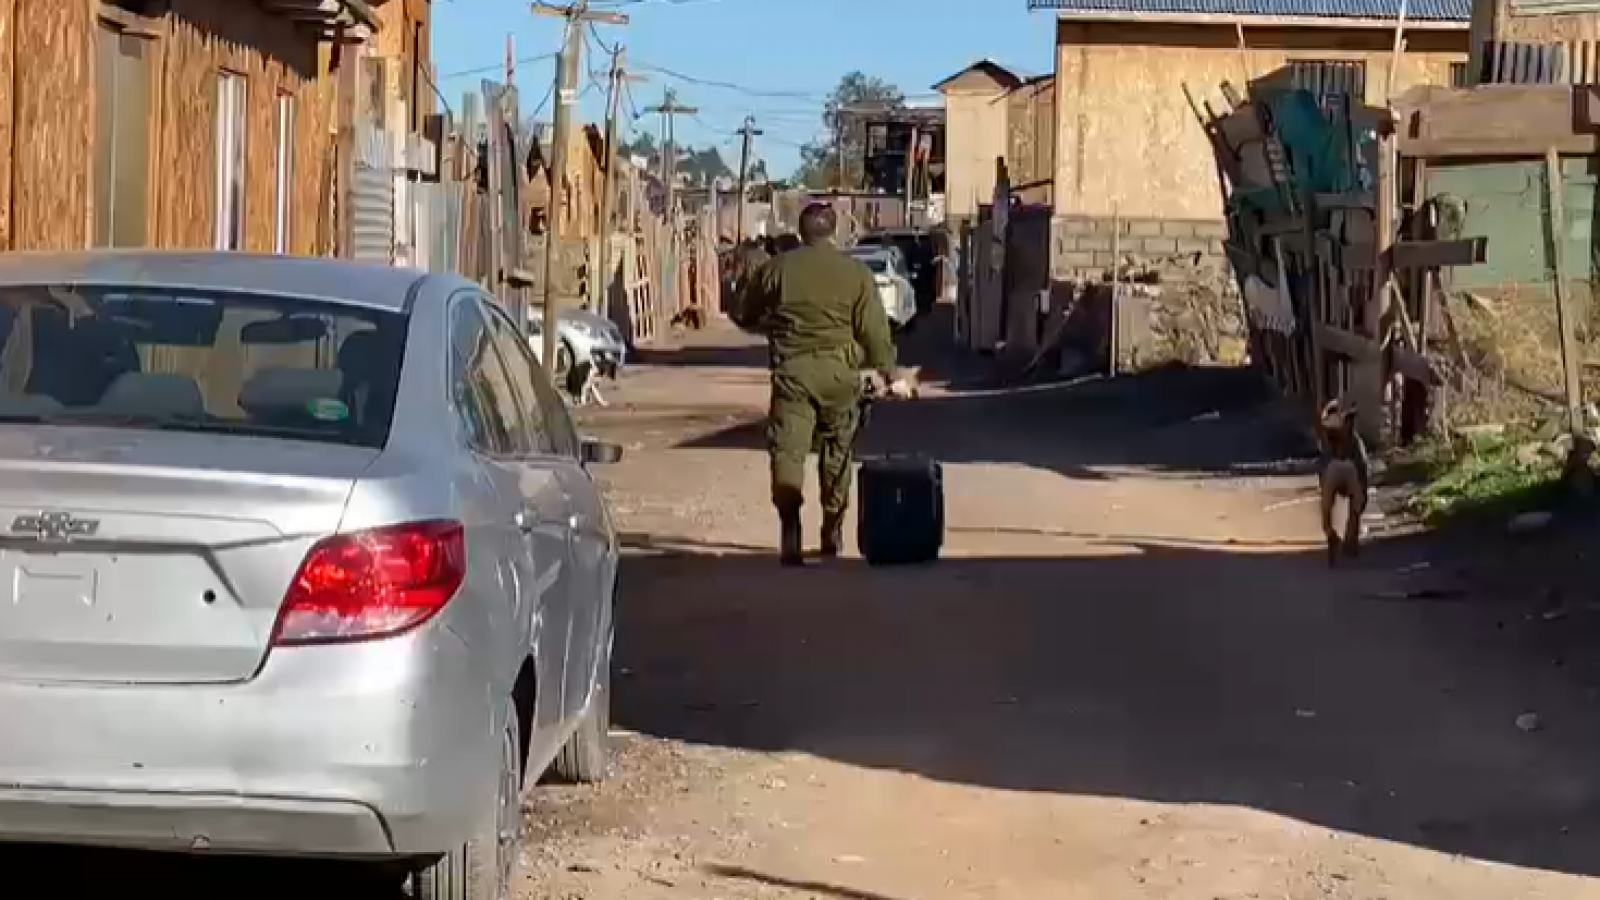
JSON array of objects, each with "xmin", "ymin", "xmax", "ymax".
[{"xmin": 1051, "ymin": 215, "xmax": 1227, "ymax": 281}]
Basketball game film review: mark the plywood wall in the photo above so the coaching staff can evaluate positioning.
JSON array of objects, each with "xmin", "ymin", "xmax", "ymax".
[
  {"xmin": 944, "ymin": 90, "xmax": 1010, "ymax": 222},
  {"xmin": 155, "ymin": 0, "xmax": 331, "ymax": 254},
  {"xmin": 1053, "ymin": 21, "xmax": 1468, "ymax": 220},
  {"xmin": 0, "ymin": 0, "xmax": 14, "ymax": 251},
  {"xmin": 374, "ymin": 0, "xmax": 432, "ymax": 129},
  {"xmin": 1485, "ymin": 0, "xmax": 1600, "ymax": 44},
  {"xmin": 0, "ymin": 0, "xmax": 334, "ymax": 254},
  {"xmin": 1006, "ymin": 77, "xmax": 1056, "ymax": 192},
  {"xmin": 11, "ymin": 0, "xmax": 94, "ymax": 251}
]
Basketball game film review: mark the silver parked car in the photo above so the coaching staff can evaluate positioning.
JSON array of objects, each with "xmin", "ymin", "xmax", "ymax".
[{"xmin": 0, "ymin": 251, "xmax": 622, "ymax": 899}]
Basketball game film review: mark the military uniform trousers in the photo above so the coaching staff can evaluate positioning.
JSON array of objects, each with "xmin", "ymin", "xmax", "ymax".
[{"xmin": 766, "ymin": 351, "xmax": 860, "ymax": 516}]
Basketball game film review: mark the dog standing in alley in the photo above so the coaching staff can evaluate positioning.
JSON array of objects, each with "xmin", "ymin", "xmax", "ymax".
[
  {"xmin": 1317, "ymin": 399, "xmax": 1370, "ymax": 565},
  {"xmin": 565, "ymin": 359, "xmax": 608, "ymax": 408}
]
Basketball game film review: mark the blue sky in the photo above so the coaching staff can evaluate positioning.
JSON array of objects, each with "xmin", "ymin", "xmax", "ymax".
[{"xmin": 432, "ymin": 0, "xmax": 1057, "ymax": 176}]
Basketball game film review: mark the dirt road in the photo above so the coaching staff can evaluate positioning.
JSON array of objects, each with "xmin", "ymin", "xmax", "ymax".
[{"xmin": 516, "ymin": 321, "xmax": 1600, "ymax": 900}]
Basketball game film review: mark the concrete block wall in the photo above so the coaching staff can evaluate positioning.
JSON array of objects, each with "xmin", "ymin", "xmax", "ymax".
[{"xmin": 1051, "ymin": 215, "xmax": 1228, "ymax": 281}]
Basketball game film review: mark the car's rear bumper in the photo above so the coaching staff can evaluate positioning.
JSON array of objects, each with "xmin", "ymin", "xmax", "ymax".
[{"xmin": 0, "ymin": 623, "xmax": 498, "ymax": 859}]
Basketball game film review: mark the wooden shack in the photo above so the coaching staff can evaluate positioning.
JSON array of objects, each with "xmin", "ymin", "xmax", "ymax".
[{"xmin": 0, "ymin": 0, "xmax": 396, "ymax": 256}]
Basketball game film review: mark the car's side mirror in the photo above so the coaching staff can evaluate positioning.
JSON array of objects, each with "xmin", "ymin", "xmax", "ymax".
[{"xmin": 580, "ymin": 437, "xmax": 624, "ymax": 465}]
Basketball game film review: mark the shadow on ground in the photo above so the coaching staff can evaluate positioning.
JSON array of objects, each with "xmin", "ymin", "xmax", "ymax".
[
  {"xmin": 612, "ymin": 529, "xmax": 1600, "ymax": 882},
  {"xmin": 0, "ymin": 847, "xmax": 405, "ymax": 897},
  {"xmin": 631, "ymin": 304, "xmax": 996, "ymax": 391},
  {"xmin": 678, "ymin": 361, "xmax": 1315, "ymax": 482}
]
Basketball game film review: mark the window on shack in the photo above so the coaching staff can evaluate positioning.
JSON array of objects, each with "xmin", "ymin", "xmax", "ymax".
[
  {"xmin": 92, "ymin": 23, "xmax": 152, "ymax": 248},
  {"xmin": 275, "ymin": 92, "xmax": 296, "ymax": 254},
  {"xmin": 215, "ymin": 72, "xmax": 248, "ymax": 251}
]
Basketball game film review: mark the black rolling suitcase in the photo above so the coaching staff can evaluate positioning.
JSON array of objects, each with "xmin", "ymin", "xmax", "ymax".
[{"xmin": 854, "ymin": 390, "xmax": 944, "ymax": 565}]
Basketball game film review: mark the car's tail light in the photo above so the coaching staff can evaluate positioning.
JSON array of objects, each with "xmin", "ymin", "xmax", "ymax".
[{"xmin": 272, "ymin": 520, "xmax": 466, "ymax": 646}]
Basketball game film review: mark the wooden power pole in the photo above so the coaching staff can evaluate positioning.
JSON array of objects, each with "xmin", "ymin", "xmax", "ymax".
[
  {"xmin": 596, "ymin": 45, "xmax": 646, "ymax": 316},
  {"xmin": 734, "ymin": 115, "xmax": 762, "ymax": 245},
  {"xmin": 644, "ymin": 87, "xmax": 697, "ymax": 315},
  {"xmin": 645, "ymin": 88, "xmax": 697, "ymax": 225},
  {"xmin": 532, "ymin": 0, "xmax": 626, "ymax": 374}
]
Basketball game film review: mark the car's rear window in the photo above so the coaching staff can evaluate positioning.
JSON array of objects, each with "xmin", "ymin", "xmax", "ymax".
[{"xmin": 0, "ymin": 284, "xmax": 408, "ymax": 449}]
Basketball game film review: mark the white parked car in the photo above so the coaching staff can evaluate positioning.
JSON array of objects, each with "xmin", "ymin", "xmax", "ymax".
[
  {"xmin": 849, "ymin": 246, "xmax": 917, "ymax": 329},
  {"xmin": 526, "ymin": 307, "xmax": 627, "ymax": 379}
]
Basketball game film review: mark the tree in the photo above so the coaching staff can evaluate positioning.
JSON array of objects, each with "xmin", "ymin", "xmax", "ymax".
[
  {"xmin": 680, "ymin": 146, "xmax": 733, "ymax": 185},
  {"xmin": 793, "ymin": 72, "xmax": 905, "ymax": 190},
  {"xmin": 622, "ymin": 131, "xmax": 658, "ymax": 161},
  {"xmin": 621, "ymin": 130, "xmax": 736, "ymax": 186}
]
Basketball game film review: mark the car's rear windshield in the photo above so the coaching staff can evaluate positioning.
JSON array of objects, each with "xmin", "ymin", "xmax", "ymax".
[
  {"xmin": 0, "ymin": 284, "xmax": 408, "ymax": 449},
  {"xmin": 855, "ymin": 255, "xmax": 889, "ymax": 274}
]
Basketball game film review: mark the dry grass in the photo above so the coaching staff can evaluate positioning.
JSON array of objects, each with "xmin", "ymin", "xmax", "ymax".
[{"xmin": 1439, "ymin": 283, "xmax": 1596, "ymax": 432}]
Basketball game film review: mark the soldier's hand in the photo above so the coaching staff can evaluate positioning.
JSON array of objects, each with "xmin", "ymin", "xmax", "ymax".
[{"xmin": 887, "ymin": 378, "xmax": 915, "ymax": 400}]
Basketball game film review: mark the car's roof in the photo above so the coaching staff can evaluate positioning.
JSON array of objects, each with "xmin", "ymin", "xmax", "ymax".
[{"xmin": 0, "ymin": 250, "xmax": 443, "ymax": 312}]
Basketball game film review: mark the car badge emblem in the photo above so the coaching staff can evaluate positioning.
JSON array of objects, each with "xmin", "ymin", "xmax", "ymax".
[{"xmin": 12, "ymin": 511, "xmax": 100, "ymax": 543}]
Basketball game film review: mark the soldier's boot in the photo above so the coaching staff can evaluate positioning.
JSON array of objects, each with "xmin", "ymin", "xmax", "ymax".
[
  {"xmin": 778, "ymin": 506, "xmax": 805, "ymax": 567},
  {"xmin": 820, "ymin": 510, "xmax": 845, "ymax": 559}
]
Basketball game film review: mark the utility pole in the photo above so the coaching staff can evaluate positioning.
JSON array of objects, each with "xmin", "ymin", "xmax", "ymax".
[
  {"xmin": 532, "ymin": 0, "xmax": 627, "ymax": 374},
  {"xmin": 833, "ymin": 116, "xmax": 845, "ymax": 191},
  {"xmin": 596, "ymin": 46, "xmax": 646, "ymax": 315},
  {"xmin": 644, "ymin": 87, "xmax": 697, "ymax": 316},
  {"xmin": 734, "ymin": 116, "xmax": 762, "ymax": 246},
  {"xmin": 645, "ymin": 87, "xmax": 697, "ymax": 224}
]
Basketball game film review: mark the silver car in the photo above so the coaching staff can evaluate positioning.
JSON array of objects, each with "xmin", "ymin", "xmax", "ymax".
[{"xmin": 0, "ymin": 251, "xmax": 622, "ymax": 899}]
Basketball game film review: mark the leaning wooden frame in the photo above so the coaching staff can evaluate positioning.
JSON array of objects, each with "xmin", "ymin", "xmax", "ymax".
[{"xmin": 1182, "ymin": 71, "xmax": 1503, "ymax": 451}]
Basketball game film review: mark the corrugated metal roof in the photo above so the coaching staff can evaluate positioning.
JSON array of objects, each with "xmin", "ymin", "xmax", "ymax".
[{"xmin": 1028, "ymin": 0, "xmax": 1469, "ymax": 22}]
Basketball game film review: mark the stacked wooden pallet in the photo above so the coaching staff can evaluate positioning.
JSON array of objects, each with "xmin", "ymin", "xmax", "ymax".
[{"xmin": 1186, "ymin": 73, "xmax": 1491, "ymax": 447}]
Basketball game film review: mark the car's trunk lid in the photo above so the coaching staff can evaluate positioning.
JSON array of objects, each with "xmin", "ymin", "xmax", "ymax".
[{"xmin": 0, "ymin": 427, "xmax": 374, "ymax": 685}]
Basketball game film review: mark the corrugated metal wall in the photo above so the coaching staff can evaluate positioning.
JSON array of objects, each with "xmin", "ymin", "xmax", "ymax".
[{"xmin": 351, "ymin": 121, "xmax": 394, "ymax": 263}]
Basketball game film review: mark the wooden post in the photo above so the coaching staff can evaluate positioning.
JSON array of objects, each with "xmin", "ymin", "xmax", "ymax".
[
  {"xmin": 540, "ymin": 36, "xmax": 578, "ymax": 374},
  {"xmin": 1546, "ymin": 146, "xmax": 1585, "ymax": 436},
  {"xmin": 334, "ymin": 29, "xmax": 362, "ymax": 259},
  {"xmin": 1108, "ymin": 207, "xmax": 1120, "ymax": 377},
  {"xmin": 532, "ymin": 0, "xmax": 629, "ymax": 371},
  {"xmin": 1355, "ymin": 126, "xmax": 1398, "ymax": 447},
  {"xmin": 597, "ymin": 45, "xmax": 626, "ymax": 316}
]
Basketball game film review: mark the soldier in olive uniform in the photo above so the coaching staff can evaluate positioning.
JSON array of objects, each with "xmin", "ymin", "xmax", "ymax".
[{"xmin": 734, "ymin": 203, "xmax": 910, "ymax": 565}]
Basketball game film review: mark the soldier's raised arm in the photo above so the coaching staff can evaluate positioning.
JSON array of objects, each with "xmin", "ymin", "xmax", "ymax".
[
  {"xmin": 851, "ymin": 265, "xmax": 897, "ymax": 375},
  {"xmin": 732, "ymin": 257, "xmax": 779, "ymax": 333}
]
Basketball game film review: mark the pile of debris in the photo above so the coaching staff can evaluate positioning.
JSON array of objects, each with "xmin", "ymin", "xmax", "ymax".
[{"xmin": 1107, "ymin": 249, "xmax": 1248, "ymax": 369}]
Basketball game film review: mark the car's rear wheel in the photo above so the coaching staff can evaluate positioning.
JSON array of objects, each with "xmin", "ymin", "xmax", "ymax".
[
  {"xmin": 554, "ymin": 342, "xmax": 575, "ymax": 378},
  {"xmin": 550, "ymin": 599, "xmax": 614, "ymax": 784},
  {"xmin": 412, "ymin": 710, "xmax": 521, "ymax": 900}
]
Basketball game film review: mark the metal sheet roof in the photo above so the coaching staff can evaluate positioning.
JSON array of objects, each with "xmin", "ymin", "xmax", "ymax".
[{"xmin": 1028, "ymin": 0, "xmax": 1469, "ymax": 22}]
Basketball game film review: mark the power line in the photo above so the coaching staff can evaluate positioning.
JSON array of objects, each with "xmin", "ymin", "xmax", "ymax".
[
  {"xmin": 586, "ymin": 20, "xmax": 619, "ymax": 56},
  {"xmin": 416, "ymin": 59, "xmax": 456, "ymax": 116},
  {"xmin": 634, "ymin": 61, "xmax": 825, "ymax": 100},
  {"xmin": 440, "ymin": 52, "xmax": 557, "ymax": 81}
]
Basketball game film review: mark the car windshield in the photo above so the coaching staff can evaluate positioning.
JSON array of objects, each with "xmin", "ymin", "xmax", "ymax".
[
  {"xmin": 0, "ymin": 284, "xmax": 408, "ymax": 449},
  {"xmin": 854, "ymin": 254, "xmax": 890, "ymax": 275}
]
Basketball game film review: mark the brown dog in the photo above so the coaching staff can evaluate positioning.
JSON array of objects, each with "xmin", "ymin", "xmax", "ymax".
[{"xmin": 1317, "ymin": 399, "xmax": 1370, "ymax": 565}]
